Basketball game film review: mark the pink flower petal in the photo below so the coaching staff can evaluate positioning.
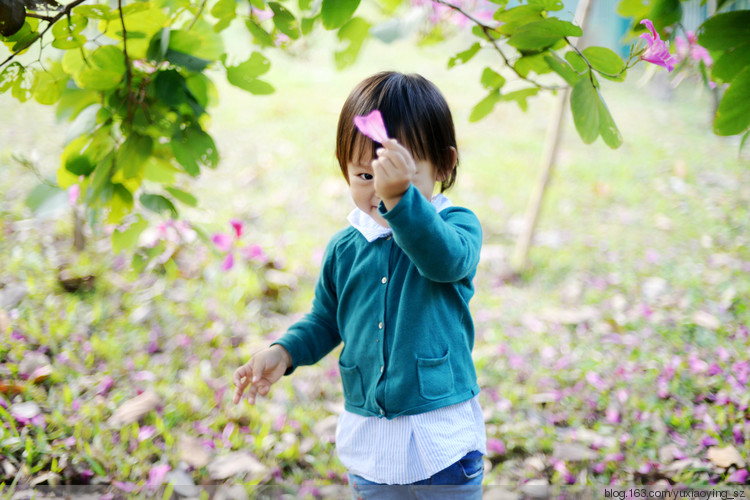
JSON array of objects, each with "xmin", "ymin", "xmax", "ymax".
[
  {"xmin": 230, "ymin": 219, "xmax": 244, "ymax": 239},
  {"xmin": 221, "ymin": 253, "xmax": 235, "ymax": 271},
  {"xmin": 138, "ymin": 425, "xmax": 157, "ymax": 442},
  {"xmin": 639, "ymin": 19, "xmax": 678, "ymax": 72},
  {"xmin": 146, "ymin": 464, "xmax": 171, "ymax": 490},
  {"xmin": 728, "ymin": 468, "xmax": 748, "ymax": 484},
  {"xmin": 212, "ymin": 233, "xmax": 233, "ymax": 253},
  {"xmin": 112, "ymin": 481, "xmax": 138, "ymax": 493},
  {"xmin": 241, "ymin": 244, "xmax": 268, "ymax": 263},
  {"xmin": 354, "ymin": 110, "xmax": 389, "ymax": 144},
  {"xmin": 487, "ymin": 438, "xmax": 506, "ymax": 456},
  {"xmin": 68, "ymin": 184, "xmax": 80, "ymax": 206}
]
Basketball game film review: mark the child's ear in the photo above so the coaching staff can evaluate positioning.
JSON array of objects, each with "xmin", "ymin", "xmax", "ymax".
[{"xmin": 438, "ymin": 146, "xmax": 458, "ymax": 182}]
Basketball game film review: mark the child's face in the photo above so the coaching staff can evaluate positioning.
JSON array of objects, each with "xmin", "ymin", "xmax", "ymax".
[{"xmin": 347, "ymin": 148, "xmax": 441, "ymax": 228}]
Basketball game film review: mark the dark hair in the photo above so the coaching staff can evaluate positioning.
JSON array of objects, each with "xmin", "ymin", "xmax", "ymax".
[{"xmin": 335, "ymin": 72, "xmax": 459, "ymax": 193}]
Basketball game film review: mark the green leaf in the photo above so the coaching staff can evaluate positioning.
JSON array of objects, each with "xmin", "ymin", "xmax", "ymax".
[
  {"xmin": 648, "ymin": 0, "xmax": 682, "ymax": 31},
  {"xmin": 499, "ymin": 87, "xmax": 539, "ymax": 112},
  {"xmin": 469, "ymin": 91, "xmax": 500, "ymax": 122},
  {"xmin": 62, "ymin": 131, "xmax": 115, "ymax": 177},
  {"xmin": 714, "ymin": 65, "xmax": 750, "ymax": 136},
  {"xmin": 508, "ymin": 18, "xmax": 582, "ymax": 51},
  {"xmin": 480, "ymin": 67, "xmax": 506, "ymax": 90},
  {"xmin": 140, "ymin": 194, "xmax": 178, "ymax": 218},
  {"xmin": 143, "ymin": 157, "xmax": 179, "ymax": 184},
  {"xmin": 448, "ymin": 42, "xmax": 481, "ymax": 69},
  {"xmin": 107, "ymin": 184, "xmax": 134, "ymax": 224},
  {"xmin": 33, "ymin": 63, "xmax": 68, "ymax": 105},
  {"xmin": 246, "ymin": 20, "xmax": 275, "ymax": 47},
  {"xmin": 56, "ymin": 88, "xmax": 99, "ymax": 122},
  {"xmin": 226, "ymin": 54, "xmax": 275, "ymax": 93},
  {"xmin": 210, "ymin": 0, "xmax": 236, "ymax": 32},
  {"xmin": 171, "ymin": 125, "xmax": 219, "ymax": 176},
  {"xmin": 570, "ymin": 76, "xmax": 599, "ymax": 144},
  {"xmin": 75, "ymin": 46, "xmax": 125, "ymax": 91},
  {"xmin": 334, "ymin": 17, "xmax": 370, "ymax": 69},
  {"xmin": 73, "ymin": 4, "xmax": 113, "ymax": 20},
  {"xmin": 697, "ymin": 11, "xmax": 750, "ymax": 51},
  {"xmin": 514, "ymin": 53, "xmax": 551, "ymax": 78},
  {"xmin": 185, "ymin": 73, "xmax": 216, "ymax": 109},
  {"xmin": 86, "ymin": 151, "xmax": 115, "ymax": 203},
  {"xmin": 740, "ymin": 130, "xmax": 749, "ymax": 154},
  {"xmin": 301, "ymin": 17, "xmax": 316, "ymax": 35},
  {"xmin": 321, "ymin": 0, "xmax": 360, "ymax": 30},
  {"xmin": 565, "ymin": 50, "xmax": 587, "ymax": 73},
  {"xmin": 117, "ymin": 134, "xmax": 154, "ymax": 178},
  {"xmin": 544, "ymin": 53, "xmax": 580, "ymax": 86},
  {"xmin": 494, "ymin": 5, "xmax": 544, "ymax": 34},
  {"xmin": 529, "ymin": 0, "xmax": 564, "ymax": 10},
  {"xmin": 165, "ymin": 187, "xmax": 198, "ymax": 207},
  {"xmin": 617, "ymin": 0, "xmax": 649, "ymax": 19},
  {"xmin": 153, "ymin": 70, "xmax": 188, "ymax": 106},
  {"xmin": 570, "ymin": 75, "xmax": 621, "ymax": 148},
  {"xmin": 168, "ymin": 26, "xmax": 224, "ymax": 63},
  {"xmin": 112, "ymin": 215, "xmax": 149, "ymax": 253},
  {"xmin": 0, "ymin": 62, "xmax": 22, "ymax": 93},
  {"xmin": 269, "ymin": 2, "xmax": 300, "ymax": 39},
  {"xmin": 225, "ymin": 52, "xmax": 271, "ymax": 80},
  {"xmin": 582, "ymin": 46, "xmax": 624, "ymax": 76},
  {"xmin": 711, "ymin": 43, "xmax": 750, "ymax": 84},
  {"xmin": 596, "ymin": 91, "xmax": 622, "ymax": 148}
]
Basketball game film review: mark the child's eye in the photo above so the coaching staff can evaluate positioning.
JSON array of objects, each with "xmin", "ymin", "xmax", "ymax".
[{"xmin": 358, "ymin": 173, "xmax": 373, "ymax": 181}]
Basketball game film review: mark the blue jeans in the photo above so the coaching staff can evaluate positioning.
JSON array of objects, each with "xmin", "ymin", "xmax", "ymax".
[{"xmin": 348, "ymin": 450, "xmax": 484, "ymax": 500}]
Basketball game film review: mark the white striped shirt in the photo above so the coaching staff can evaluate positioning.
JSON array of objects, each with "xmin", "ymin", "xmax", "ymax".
[
  {"xmin": 336, "ymin": 395, "xmax": 487, "ymax": 484},
  {"xmin": 336, "ymin": 196, "xmax": 486, "ymax": 484}
]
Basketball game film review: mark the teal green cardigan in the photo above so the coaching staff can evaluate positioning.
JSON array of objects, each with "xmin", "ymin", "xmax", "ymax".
[{"xmin": 271, "ymin": 184, "xmax": 482, "ymax": 419}]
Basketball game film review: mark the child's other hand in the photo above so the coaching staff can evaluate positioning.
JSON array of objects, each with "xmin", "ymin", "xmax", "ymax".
[
  {"xmin": 372, "ymin": 139, "xmax": 416, "ymax": 206},
  {"xmin": 232, "ymin": 345, "xmax": 291, "ymax": 405}
]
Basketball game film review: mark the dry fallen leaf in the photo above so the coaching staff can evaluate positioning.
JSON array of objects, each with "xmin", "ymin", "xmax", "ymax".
[
  {"xmin": 178, "ymin": 434, "xmax": 212, "ymax": 469},
  {"xmin": 108, "ymin": 390, "xmax": 160, "ymax": 427},
  {"xmin": 207, "ymin": 452, "xmax": 269, "ymax": 480},
  {"xmin": 692, "ymin": 311, "xmax": 721, "ymax": 331},
  {"xmin": 707, "ymin": 445, "xmax": 745, "ymax": 468},
  {"xmin": 552, "ymin": 442, "xmax": 597, "ymax": 461}
]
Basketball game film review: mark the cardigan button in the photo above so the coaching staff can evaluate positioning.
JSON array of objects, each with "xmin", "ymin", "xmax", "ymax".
[
  {"xmin": 378, "ymin": 322, "xmax": 383, "ymax": 329},
  {"xmin": 380, "ymin": 365, "xmax": 384, "ymax": 373},
  {"xmin": 381, "ymin": 276, "xmax": 387, "ymax": 284}
]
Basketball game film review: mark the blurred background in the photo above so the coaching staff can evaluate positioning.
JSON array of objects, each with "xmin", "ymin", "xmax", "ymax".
[{"xmin": 1, "ymin": 1, "xmax": 749, "ymax": 497}]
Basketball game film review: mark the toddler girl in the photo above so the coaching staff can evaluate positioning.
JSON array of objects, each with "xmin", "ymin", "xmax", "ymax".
[{"xmin": 233, "ymin": 71, "xmax": 486, "ymax": 499}]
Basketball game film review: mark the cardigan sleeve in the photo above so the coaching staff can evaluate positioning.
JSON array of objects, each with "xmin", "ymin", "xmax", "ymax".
[
  {"xmin": 379, "ymin": 184, "xmax": 482, "ymax": 283},
  {"xmin": 270, "ymin": 236, "xmax": 341, "ymax": 375}
]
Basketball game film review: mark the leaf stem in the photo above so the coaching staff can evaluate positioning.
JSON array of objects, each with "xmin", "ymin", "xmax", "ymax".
[{"xmin": 431, "ymin": 0, "xmax": 564, "ymax": 91}]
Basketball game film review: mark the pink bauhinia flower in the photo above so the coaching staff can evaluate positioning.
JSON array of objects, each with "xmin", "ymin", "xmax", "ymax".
[
  {"xmin": 353, "ymin": 110, "xmax": 389, "ymax": 144},
  {"xmin": 675, "ymin": 31, "xmax": 713, "ymax": 66},
  {"xmin": 212, "ymin": 220, "xmax": 267, "ymax": 271},
  {"xmin": 639, "ymin": 19, "xmax": 679, "ymax": 72}
]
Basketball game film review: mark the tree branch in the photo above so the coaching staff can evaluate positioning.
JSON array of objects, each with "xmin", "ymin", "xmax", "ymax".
[
  {"xmin": 25, "ymin": 12, "xmax": 56, "ymax": 21},
  {"xmin": 431, "ymin": 0, "xmax": 565, "ymax": 92},
  {"xmin": 0, "ymin": 0, "xmax": 89, "ymax": 69}
]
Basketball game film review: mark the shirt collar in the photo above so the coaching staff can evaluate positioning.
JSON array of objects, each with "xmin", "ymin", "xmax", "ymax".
[{"xmin": 347, "ymin": 193, "xmax": 453, "ymax": 243}]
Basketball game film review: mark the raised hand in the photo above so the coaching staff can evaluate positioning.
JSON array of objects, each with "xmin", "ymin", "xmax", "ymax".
[
  {"xmin": 232, "ymin": 345, "xmax": 291, "ymax": 405},
  {"xmin": 372, "ymin": 139, "xmax": 417, "ymax": 208}
]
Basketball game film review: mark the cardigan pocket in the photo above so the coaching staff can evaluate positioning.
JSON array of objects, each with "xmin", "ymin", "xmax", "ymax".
[
  {"xmin": 339, "ymin": 362, "xmax": 365, "ymax": 406},
  {"xmin": 417, "ymin": 350, "xmax": 454, "ymax": 400}
]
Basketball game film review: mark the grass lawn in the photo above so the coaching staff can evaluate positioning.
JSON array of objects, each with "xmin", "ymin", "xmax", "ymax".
[{"xmin": 1, "ymin": 29, "xmax": 749, "ymax": 498}]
